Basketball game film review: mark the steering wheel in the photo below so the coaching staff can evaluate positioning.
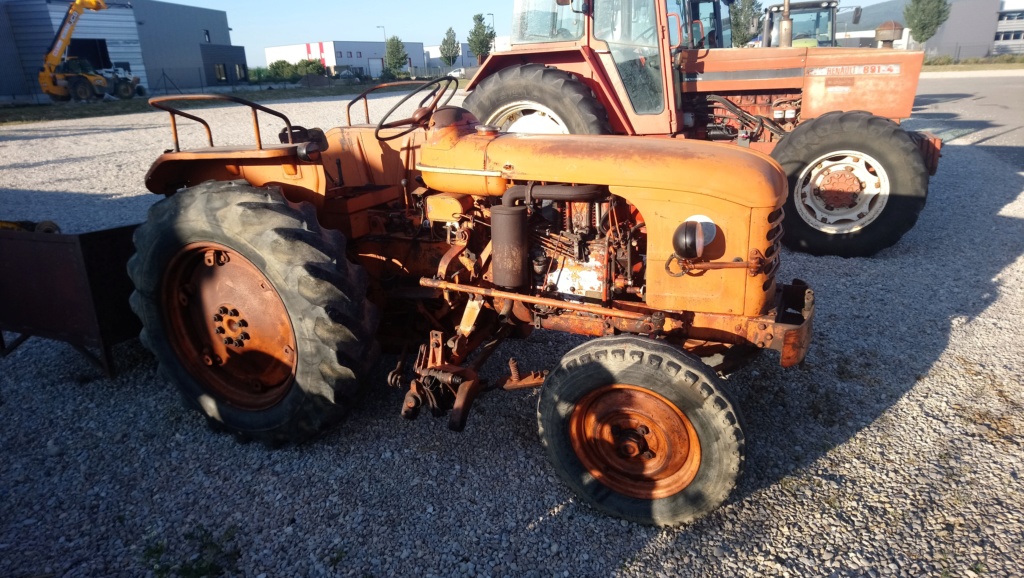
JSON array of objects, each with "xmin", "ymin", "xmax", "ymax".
[{"xmin": 375, "ymin": 77, "xmax": 459, "ymax": 141}]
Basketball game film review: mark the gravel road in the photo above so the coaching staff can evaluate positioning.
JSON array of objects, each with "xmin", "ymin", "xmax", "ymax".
[{"xmin": 1, "ymin": 86, "xmax": 1022, "ymax": 578}]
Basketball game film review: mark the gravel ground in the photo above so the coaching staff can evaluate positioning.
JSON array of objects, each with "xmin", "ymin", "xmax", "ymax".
[{"xmin": 1, "ymin": 89, "xmax": 1022, "ymax": 578}]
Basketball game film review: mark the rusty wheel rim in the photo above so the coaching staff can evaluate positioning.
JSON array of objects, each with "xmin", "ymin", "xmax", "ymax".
[
  {"xmin": 570, "ymin": 384, "xmax": 701, "ymax": 500},
  {"xmin": 162, "ymin": 242, "xmax": 297, "ymax": 410}
]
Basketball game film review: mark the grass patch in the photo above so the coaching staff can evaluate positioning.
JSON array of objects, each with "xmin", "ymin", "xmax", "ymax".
[{"xmin": 0, "ymin": 78, "xmax": 469, "ymax": 126}]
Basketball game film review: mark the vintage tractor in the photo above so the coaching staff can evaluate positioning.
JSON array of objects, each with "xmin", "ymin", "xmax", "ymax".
[
  {"xmin": 129, "ymin": 80, "xmax": 813, "ymax": 525},
  {"xmin": 463, "ymin": 0, "xmax": 942, "ymax": 257}
]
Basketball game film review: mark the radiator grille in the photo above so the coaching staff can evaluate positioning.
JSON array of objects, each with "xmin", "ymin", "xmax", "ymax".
[{"xmin": 763, "ymin": 207, "xmax": 784, "ymax": 291}]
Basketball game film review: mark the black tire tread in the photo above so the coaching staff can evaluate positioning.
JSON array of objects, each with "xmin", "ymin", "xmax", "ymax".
[
  {"xmin": 463, "ymin": 64, "xmax": 611, "ymax": 134},
  {"xmin": 771, "ymin": 111, "xmax": 928, "ymax": 257},
  {"xmin": 537, "ymin": 336, "xmax": 745, "ymax": 526},
  {"xmin": 128, "ymin": 180, "xmax": 377, "ymax": 444}
]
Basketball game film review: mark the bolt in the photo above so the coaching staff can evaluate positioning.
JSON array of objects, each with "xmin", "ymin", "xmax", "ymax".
[
  {"xmin": 283, "ymin": 345, "xmax": 293, "ymax": 356},
  {"xmin": 240, "ymin": 332, "xmax": 250, "ymax": 341},
  {"xmin": 757, "ymin": 341, "xmax": 766, "ymax": 348},
  {"xmin": 637, "ymin": 425, "xmax": 650, "ymax": 436},
  {"xmin": 642, "ymin": 450, "xmax": 655, "ymax": 460},
  {"xmin": 213, "ymin": 314, "xmax": 223, "ymax": 322},
  {"xmin": 223, "ymin": 337, "xmax": 233, "ymax": 345},
  {"xmin": 229, "ymin": 309, "xmax": 239, "ymax": 317},
  {"xmin": 219, "ymin": 306, "xmax": 229, "ymax": 315},
  {"xmin": 202, "ymin": 355, "xmax": 213, "ymax": 366},
  {"xmin": 758, "ymin": 323, "xmax": 768, "ymax": 331},
  {"xmin": 239, "ymin": 319, "xmax": 248, "ymax": 328},
  {"xmin": 234, "ymin": 339, "xmax": 245, "ymax": 347},
  {"xmin": 215, "ymin": 327, "xmax": 226, "ymax": 334},
  {"xmin": 824, "ymin": 204, "xmax": 834, "ymax": 211}
]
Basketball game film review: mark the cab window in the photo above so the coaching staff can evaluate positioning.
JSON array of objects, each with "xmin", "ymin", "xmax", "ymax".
[
  {"xmin": 594, "ymin": 0, "xmax": 665, "ymax": 114},
  {"xmin": 512, "ymin": 0, "xmax": 586, "ymax": 44}
]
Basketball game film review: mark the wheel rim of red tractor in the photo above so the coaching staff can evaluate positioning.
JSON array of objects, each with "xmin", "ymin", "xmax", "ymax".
[
  {"xmin": 570, "ymin": 384, "xmax": 701, "ymax": 499},
  {"xmin": 162, "ymin": 242, "xmax": 297, "ymax": 410}
]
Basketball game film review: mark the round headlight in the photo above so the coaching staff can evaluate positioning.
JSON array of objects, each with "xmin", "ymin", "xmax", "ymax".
[{"xmin": 673, "ymin": 217, "xmax": 717, "ymax": 259}]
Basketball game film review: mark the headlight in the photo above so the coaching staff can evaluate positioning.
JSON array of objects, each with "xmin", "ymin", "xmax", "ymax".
[{"xmin": 673, "ymin": 216, "xmax": 717, "ymax": 259}]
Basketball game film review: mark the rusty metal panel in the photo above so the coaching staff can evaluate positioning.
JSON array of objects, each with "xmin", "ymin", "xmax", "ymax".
[{"xmin": 0, "ymin": 224, "xmax": 141, "ymax": 375}]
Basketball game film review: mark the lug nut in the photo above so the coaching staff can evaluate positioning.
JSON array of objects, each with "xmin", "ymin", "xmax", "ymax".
[
  {"xmin": 229, "ymin": 309, "xmax": 239, "ymax": 317},
  {"xmin": 637, "ymin": 425, "xmax": 650, "ymax": 436},
  {"xmin": 238, "ymin": 319, "xmax": 248, "ymax": 328},
  {"xmin": 642, "ymin": 451, "xmax": 655, "ymax": 460},
  {"xmin": 218, "ymin": 306, "xmax": 229, "ymax": 315},
  {"xmin": 223, "ymin": 337, "xmax": 233, "ymax": 345},
  {"xmin": 240, "ymin": 332, "xmax": 250, "ymax": 341},
  {"xmin": 215, "ymin": 327, "xmax": 225, "ymax": 334},
  {"xmin": 213, "ymin": 314, "xmax": 223, "ymax": 322},
  {"xmin": 234, "ymin": 339, "xmax": 245, "ymax": 347}
]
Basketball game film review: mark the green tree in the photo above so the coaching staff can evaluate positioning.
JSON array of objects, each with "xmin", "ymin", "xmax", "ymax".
[
  {"xmin": 468, "ymin": 13, "xmax": 496, "ymax": 65},
  {"xmin": 249, "ymin": 66, "xmax": 270, "ymax": 84},
  {"xmin": 440, "ymin": 27, "xmax": 461, "ymax": 67},
  {"xmin": 294, "ymin": 58, "xmax": 325, "ymax": 77},
  {"xmin": 729, "ymin": 0, "xmax": 763, "ymax": 46},
  {"xmin": 267, "ymin": 59, "xmax": 296, "ymax": 82},
  {"xmin": 385, "ymin": 35, "xmax": 408, "ymax": 76},
  {"xmin": 903, "ymin": 0, "xmax": 951, "ymax": 43}
]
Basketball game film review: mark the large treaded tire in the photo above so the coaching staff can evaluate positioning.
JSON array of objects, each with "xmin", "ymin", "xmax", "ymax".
[
  {"xmin": 128, "ymin": 181, "xmax": 377, "ymax": 444},
  {"xmin": 537, "ymin": 336, "xmax": 745, "ymax": 526},
  {"xmin": 68, "ymin": 77, "xmax": 94, "ymax": 102},
  {"xmin": 771, "ymin": 111, "xmax": 928, "ymax": 257},
  {"xmin": 462, "ymin": 64, "xmax": 611, "ymax": 134}
]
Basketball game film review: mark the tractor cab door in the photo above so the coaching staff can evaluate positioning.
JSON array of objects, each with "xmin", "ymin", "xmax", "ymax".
[{"xmin": 589, "ymin": 0, "xmax": 674, "ymax": 133}]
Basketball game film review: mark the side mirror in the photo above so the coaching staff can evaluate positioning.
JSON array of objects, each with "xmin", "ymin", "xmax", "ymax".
[{"xmin": 853, "ymin": 6, "xmax": 863, "ymax": 24}]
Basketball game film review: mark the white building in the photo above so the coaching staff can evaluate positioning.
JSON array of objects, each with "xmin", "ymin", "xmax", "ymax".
[{"xmin": 265, "ymin": 40, "xmax": 425, "ymax": 78}]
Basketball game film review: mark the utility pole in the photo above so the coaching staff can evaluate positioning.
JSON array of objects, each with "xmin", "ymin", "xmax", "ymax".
[{"xmin": 487, "ymin": 13, "xmax": 495, "ymax": 53}]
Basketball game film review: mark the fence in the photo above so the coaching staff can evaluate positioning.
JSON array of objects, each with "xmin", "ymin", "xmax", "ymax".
[{"xmin": 925, "ymin": 43, "xmax": 1011, "ymax": 60}]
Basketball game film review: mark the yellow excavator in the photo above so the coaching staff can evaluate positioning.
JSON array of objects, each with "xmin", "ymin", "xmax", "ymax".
[{"xmin": 38, "ymin": 0, "xmax": 141, "ymax": 101}]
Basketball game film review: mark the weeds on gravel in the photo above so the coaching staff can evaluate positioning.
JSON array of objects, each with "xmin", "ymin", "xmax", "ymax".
[{"xmin": 142, "ymin": 525, "xmax": 241, "ymax": 578}]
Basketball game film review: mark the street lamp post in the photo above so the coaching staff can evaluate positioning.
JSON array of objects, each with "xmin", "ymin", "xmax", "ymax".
[
  {"xmin": 487, "ymin": 13, "xmax": 495, "ymax": 53},
  {"xmin": 376, "ymin": 25, "xmax": 387, "ymax": 74}
]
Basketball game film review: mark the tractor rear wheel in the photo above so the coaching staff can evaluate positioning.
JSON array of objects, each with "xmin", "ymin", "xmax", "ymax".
[
  {"xmin": 771, "ymin": 111, "xmax": 928, "ymax": 257},
  {"xmin": 537, "ymin": 336, "xmax": 745, "ymax": 526},
  {"xmin": 128, "ymin": 181, "xmax": 378, "ymax": 444},
  {"xmin": 68, "ymin": 77, "xmax": 94, "ymax": 101},
  {"xmin": 114, "ymin": 80, "xmax": 134, "ymax": 99},
  {"xmin": 463, "ymin": 64, "xmax": 610, "ymax": 134}
]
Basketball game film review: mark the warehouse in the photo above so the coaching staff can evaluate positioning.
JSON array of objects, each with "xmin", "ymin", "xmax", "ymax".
[
  {"xmin": 265, "ymin": 40, "xmax": 426, "ymax": 78},
  {"xmin": 0, "ymin": 0, "xmax": 247, "ymax": 102}
]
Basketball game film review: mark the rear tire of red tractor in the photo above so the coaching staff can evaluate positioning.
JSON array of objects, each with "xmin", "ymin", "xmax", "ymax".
[
  {"xmin": 462, "ymin": 64, "xmax": 610, "ymax": 134},
  {"xmin": 537, "ymin": 336, "xmax": 745, "ymax": 526},
  {"xmin": 128, "ymin": 181, "xmax": 378, "ymax": 444},
  {"xmin": 771, "ymin": 111, "xmax": 928, "ymax": 257}
]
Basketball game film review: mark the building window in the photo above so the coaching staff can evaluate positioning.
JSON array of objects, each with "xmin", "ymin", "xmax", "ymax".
[
  {"xmin": 356, "ymin": 51, "xmax": 361, "ymax": 58},
  {"xmin": 337, "ymin": 51, "xmax": 343, "ymax": 57},
  {"xmin": 1014, "ymin": 31, "xmax": 1023, "ymax": 40},
  {"xmin": 235, "ymin": 64, "xmax": 247, "ymax": 80},
  {"xmin": 347, "ymin": 51, "xmax": 352, "ymax": 58},
  {"xmin": 214, "ymin": 63, "xmax": 227, "ymax": 82},
  {"xmin": 204, "ymin": 29, "xmax": 210, "ymax": 43}
]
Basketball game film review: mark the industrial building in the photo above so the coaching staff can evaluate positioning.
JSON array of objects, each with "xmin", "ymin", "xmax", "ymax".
[
  {"xmin": 265, "ymin": 41, "xmax": 426, "ymax": 78},
  {"xmin": 0, "ymin": 0, "xmax": 247, "ymax": 102}
]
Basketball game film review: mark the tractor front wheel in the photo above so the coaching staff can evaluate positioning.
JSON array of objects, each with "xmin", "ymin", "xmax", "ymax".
[
  {"xmin": 537, "ymin": 336, "xmax": 745, "ymax": 525},
  {"xmin": 128, "ymin": 181, "xmax": 378, "ymax": 444},
  {"xmin": 462, "ymin": 64, "xmax": 610, "ymax": 134},
  {"xmin": 114, "ymin": 80, "xmax": 134, "ymax": 99},
  {"xmin": 771, "ymin": 111, "xmax": 928, "ymax": 257},
  {"xmin": 68, "ymin": 77, "xmax": 94, "ymax": 101}
]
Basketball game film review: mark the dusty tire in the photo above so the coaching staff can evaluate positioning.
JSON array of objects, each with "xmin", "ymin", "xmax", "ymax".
[
  {"xmin": 537, "ymin": 336, "xmax": 745, "ymax": 526},
  {"xmin": 462, "ymin": 64, "xmax": 610, "ymax": 134},
  {"xmin": 69, "ymin": 77, "xmax": 94, "ymax": 101},
  {"xmin": 114, "ymin": 80, "xmax": 134, "ymax": 99},
  {"xmin": 128, "ymin": 181, "xmax": 378, "ymax": 444},
  {"xmin": 771, "ymin": 111, "xmax": 928, "ymax": 257}
]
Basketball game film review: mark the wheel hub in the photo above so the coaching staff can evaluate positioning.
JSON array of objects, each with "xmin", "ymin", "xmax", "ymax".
[
  {"xmin": 795, "ymin": 150, "xmax": 891, "ymax": 234},
  {"xmin": 570, "ymin": 384, "xmax": 701, "ymax": 499},
  {"xmin": 162, "ymin": 242, "xmax": 297, "ymax": 410},
  {"xmin": 816, "ymin": 168, "xmax": 862, "ymax": 209}
]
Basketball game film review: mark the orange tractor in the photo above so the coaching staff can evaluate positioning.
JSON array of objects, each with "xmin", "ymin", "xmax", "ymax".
[
  {"xmin": 130, "ymin": 80, "xmax": 813, "ymax": 525},
  {"xmin": 463, "ymin": 0, "xmax": 942, "ymax": 257}
]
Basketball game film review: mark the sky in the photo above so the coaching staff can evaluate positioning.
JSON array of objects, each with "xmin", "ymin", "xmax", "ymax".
[{"xmin": 166, "ymin": 0, "xmax": 512, "ymax": 67}]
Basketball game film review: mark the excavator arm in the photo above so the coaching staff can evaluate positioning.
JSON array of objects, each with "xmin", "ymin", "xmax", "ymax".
[{"xmin": 38, "ymin": 0, "xmax": 110, "ymax": 99}]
